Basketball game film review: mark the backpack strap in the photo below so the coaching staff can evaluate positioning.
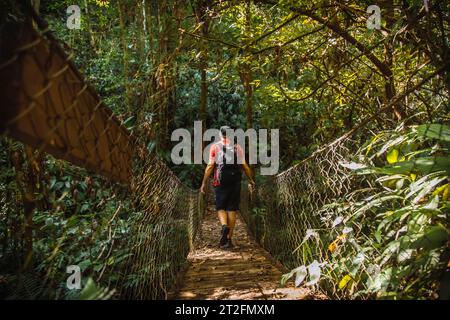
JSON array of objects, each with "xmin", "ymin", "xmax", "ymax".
[
  {"xmin": 215, "ymin": 141, "xmax": 224, "ymax": 165},
  {"xmin": 217, "ymin": 141, "xmax": 238, "ymax": 165},
  {"xmin": 222, "ymin": 142, "xmax": 226, "ymax": 163}
]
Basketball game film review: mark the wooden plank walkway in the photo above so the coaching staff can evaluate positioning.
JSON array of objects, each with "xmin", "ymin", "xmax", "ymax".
[{"xmin": 169, "ymin": 206, "xmax": 312, "ymax": 300}]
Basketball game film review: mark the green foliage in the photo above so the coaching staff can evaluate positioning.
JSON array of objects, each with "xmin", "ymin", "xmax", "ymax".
[
  {"xmin": 67, "ymin": 278, "xmax": 116, "ymax": 300},
  {"xmin": 0, "ymin": 146, "xmax": 137, "ymax": 299},
  {"xmin": 292, "ymin": 124, "xmax": 449, "ymax": 299}
]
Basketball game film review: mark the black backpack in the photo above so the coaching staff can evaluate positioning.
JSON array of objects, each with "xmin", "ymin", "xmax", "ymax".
[{"xmin": 216, "ymin": 142, "xmax": 242, "ymax": 186}]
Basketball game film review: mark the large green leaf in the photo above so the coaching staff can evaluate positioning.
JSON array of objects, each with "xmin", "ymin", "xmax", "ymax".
[
  {"xmin": 417, "ymin": 124, "xmax": 450, "ymax": 142},
  {"xmin": 78, "ymin": 278, "xmax": 116, "ymax": 300},
  {"xmin": 387, "ymin": 148, "xmax": 399, "ymax": 164},
  {"xmin": 354, "ymin": 195, "xmax": 403, "ymax": 217},
  {"xmin": 411, "ymin": 225, "xmax": 449, "ymax": 250},
  {"xmin": 357, "ymin": 157, "xmax": 450, "ymax": 175},
  {"xmin": 122, "ymin": 116, "xmax": 136, "ymax": 130}
]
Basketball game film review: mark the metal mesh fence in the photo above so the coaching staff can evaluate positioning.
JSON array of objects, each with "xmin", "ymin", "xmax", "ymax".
[
  {"xmin": 120, "ymin": 154, "xmax": 205, "ymax": 299},
  {"xmin": 0, "ymin": 19, "xmax": 133, "ymax": 184},
  {"xmin": 0, "ymin": 10, "xmax": 205, "ymax": 299},
  {"xmin": 240, "ymin": 137, "xmax": 369, "ymax": 297}
]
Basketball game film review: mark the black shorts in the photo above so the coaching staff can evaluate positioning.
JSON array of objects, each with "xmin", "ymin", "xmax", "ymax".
[{"xmin": 214, "ymin": 183, "xmax": 241, "ymax": 211}]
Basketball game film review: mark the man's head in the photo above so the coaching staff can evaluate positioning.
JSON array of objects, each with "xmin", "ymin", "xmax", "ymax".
[{"xmin": 219, "ymin": 125, "xmax": 231, "ymax": 139}]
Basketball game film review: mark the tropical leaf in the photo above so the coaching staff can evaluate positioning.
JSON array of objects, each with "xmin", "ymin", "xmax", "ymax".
[
  {"xmin": 357, "ymin": 157, "xmax": 450, "ymax": 175},
  {"xmin": 416, "ymin": 124, "xmax": 450, "ymax": 142},
  {"xmin": 338, "ymin": 274, "xmax": 353, "ymax": 290},
  {"xmin": 77, "ymin": 278, "xmax": 115, "ymax": 300},
  {"xmin": 387, "ymin": 148, "xmax": 399, "ymax": 164},
  {"xmin": 411, "ymin": 225, "xmax": 449, "ymax": 250},
  {"xmin": 294, "ymin": 266, "xmax": 308, "ymax": 287}
]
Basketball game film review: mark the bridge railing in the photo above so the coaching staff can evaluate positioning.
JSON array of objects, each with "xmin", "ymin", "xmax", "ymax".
[
  {"xmin": 0, "ymin": 7, "xmax": 205, "ymax": 299},
  {"xmin": 240, "ymin": 137, "xmax": 368, "ymax": 298}
]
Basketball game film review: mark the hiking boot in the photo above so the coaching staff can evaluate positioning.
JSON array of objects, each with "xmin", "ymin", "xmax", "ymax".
[
  {"xmin": 221, "ymin": 239, "xmax": 234, "ymax": 249},
  {"xmin": 219, "ymin": 225, "xmax": 229, "ymax": 247}
]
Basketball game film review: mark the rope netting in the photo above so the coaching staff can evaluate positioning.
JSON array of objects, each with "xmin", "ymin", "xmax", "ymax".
[
  {"xmin": 121, "ymin": 154, "xmax": 204, "ymax": 299},
  {"xmin": 0, "ymin": 10, "xmax": 204, "ymax": 299},
  {"xmin": 240, "ymin": 138, "xmax": 369, "ymax": 296},
  {"xmin": 0, "ymin": 19, "xmax": 133, "ymax": 184}
]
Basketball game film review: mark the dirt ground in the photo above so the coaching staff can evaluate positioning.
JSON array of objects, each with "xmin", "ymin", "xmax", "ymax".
[{"xmin": 169, "ymin": 205, "xmax": 315, "ymax": 300}]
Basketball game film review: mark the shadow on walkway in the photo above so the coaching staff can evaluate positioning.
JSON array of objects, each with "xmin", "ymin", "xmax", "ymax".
[{"xmin": 169, "ymin": 206, "xmax": 312, "ymax": 300}]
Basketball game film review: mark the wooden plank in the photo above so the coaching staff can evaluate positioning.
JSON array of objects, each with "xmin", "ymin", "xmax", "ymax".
[
  {"xmin": 187, "ymin": 262, "xmax": 277, "ymax": 273},
  {"xmin": 180, "ymin": 275, "xmax": 282, "ymax": 291}
]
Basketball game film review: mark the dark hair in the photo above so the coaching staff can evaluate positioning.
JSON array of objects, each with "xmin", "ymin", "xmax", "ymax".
[{"xmin": 220, "ymin": 125, "xmax": 230, "ymax": 137}]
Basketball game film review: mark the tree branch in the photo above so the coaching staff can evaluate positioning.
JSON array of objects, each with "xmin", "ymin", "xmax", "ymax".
[
  {"xmin": 278, "ymin": 62, "xmax": 449, "ymax": 178},
  {"xmin": 245, "ymin": 13, "xmax": 301, "ymax": 48},
  {"xmin": 290, "ymin": 6, "xmax": 393, "ymax": 78},
  {"xmin": 251, "ymin": 26, "xmax": 325, "ymax": 55},
  {"xmin": 179, "ymin": 28, "xmax": 241, "ymax": 49}
]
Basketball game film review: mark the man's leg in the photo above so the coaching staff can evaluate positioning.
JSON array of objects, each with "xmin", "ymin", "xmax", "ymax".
[
  {"xmin": 226, "ymin": 182, "xmax": 240, "ymax": 241},
  {"xmin": 215, "ymin": 186, "xmax": 230, "ymax": 247},
  {"xmin": 227, "ymin": 211, "xmax": 236, "ymax": 239},
  {"xmin": 218, "ymin": 209, "xmax": 230, "ymax": 247},
  {"xmin": 217, "ymin": 210, "xmax": 227, "ymax": 225}
]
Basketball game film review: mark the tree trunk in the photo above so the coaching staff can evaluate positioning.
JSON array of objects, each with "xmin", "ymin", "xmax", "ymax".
[
  {"xmin": 158, "ymin": 0, "xmax": 169, "ymax": 150},
  {"xmin": 383, "ymin": 0, "xmax": 406, "ymax": 121},
  {"xmin": 240, "ymin": 0, "xmax": 254, "ymax": 130},
  {"xmin": 31, "ymin": 0, "xmax": 40, "ymax": 13},
  {"xmin": 194, "ymin": 0, "xmax": 211, "ymax": 148},
  {"xmin": 83, "ymin": 0, "xmax": 96, "ymax": 51},
  {"xmin": 118, "ymin": 2, "xmax": 132, "ymax": 116}
]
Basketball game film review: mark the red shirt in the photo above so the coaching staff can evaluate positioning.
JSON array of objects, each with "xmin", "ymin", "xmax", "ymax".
[{"xmin": 209, "ymin": 138, "xmax": 244, "ymax": 186}]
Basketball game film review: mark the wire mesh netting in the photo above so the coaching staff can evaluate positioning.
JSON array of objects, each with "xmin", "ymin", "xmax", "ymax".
[
  {"xmin": 0, "ymin": 9, "xmax": 205, "ymax": 299},
  {"xmin": 0, "ymin": 19, "xmax": 133, "ymax": 184},
  {"xmin": 121, "ymin": 154, "xmax": 204, "ymax": 299},
  {"xmin": 240, "ymin": 137, "xmax": 371, "ymax": 297}
]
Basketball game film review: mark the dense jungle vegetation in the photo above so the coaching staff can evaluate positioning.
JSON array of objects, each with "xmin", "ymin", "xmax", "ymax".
[{"xmin": 0, "ymin": 0, "xmax": 448, "ymax": 299}]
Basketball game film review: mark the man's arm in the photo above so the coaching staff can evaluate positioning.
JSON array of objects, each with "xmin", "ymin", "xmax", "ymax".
[
  {"xmin": 236, "ymin": 144, "xmax": 255, "ymax": 187},
  {"xmin": 200, "ymin": 163, "xmax": 215, "ymax": 194},
  {"xmin": 241, "ymin": 158, "xmax": 255, "ymax": 187}
]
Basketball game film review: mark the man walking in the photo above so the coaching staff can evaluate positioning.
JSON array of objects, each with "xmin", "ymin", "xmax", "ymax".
[{"xmin": 200, "ymin": 126, "xmax": 255, "ymax": 249}]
